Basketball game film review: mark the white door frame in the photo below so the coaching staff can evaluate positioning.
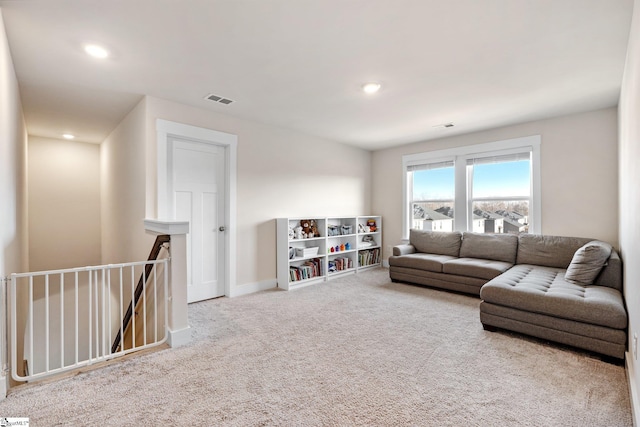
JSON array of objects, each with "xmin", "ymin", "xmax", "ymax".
[{"xmin": 156, "ymin": 119, "xmax": 237, "ymax": 297}]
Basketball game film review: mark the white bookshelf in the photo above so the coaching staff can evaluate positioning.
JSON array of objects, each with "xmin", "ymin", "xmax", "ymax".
[
  {"xmin": 326, "ymin": 217, "xmax": 358, "ymax": 278},
  {"xmin": 356, "ymin": 216, "xmax": 382, "ymax": 271},
  {"xmin": 276, "ymin": 216, "xmax": 382, "ymax": 290}
]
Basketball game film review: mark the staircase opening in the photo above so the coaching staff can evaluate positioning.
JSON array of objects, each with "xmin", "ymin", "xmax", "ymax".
[{"xmin": 8, "ymin": 235, "xmax": 171, "ymax": 382}]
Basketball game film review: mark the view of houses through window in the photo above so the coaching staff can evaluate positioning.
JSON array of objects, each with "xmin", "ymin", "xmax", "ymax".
[
  {"xmin": 410, "ymin": 154, "xmax": 531, "ymax": 234},
  {"xmin": 413, "ymin": 201, "xmax": 529, "ymax": 233}
]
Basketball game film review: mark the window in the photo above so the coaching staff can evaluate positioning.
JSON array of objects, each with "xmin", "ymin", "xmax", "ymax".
[
  {"xmin": 468, "ymin": 152, "xmax": 531, "ymax": 234},
  {"xmin": 402, "ymin": 136, "xmax": 541, "ymax": 238},
  {"xmin": 408, "ymin": 160, "xmax": 455, "ymax": 232}
]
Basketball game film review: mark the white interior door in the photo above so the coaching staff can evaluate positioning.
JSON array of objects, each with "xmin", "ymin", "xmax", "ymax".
[{"xmin": 171, "ymin": 138, "xmax": 225, "ymax": 302}]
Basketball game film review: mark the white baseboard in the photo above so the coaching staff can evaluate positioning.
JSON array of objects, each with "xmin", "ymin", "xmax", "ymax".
[
  {"xmin": 168, "ymin": 326, "xmax": 191, "ymax": 347},
  {"xmin": 229, "ymin": 279, "xmax": 278, "ymax": 298},
  {"xmin": 626, "ymin": 352, "xmax": 639, "ymax": 427}
]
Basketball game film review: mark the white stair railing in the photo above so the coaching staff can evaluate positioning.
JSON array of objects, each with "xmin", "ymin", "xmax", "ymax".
[{"xmin": 9, "ymin": 257, "xmax": 169, "ymax": 382}]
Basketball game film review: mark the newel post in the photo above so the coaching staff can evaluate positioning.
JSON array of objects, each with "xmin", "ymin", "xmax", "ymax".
[{"xmin": 144, "ymin": 219, "xmax": 191, "ymax": 347}]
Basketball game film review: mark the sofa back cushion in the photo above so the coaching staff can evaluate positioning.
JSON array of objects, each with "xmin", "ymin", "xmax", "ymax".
[
  {"xmin": 410, "ymin": 229, "xmax": 462, "ymax": 257},
  {"xmin": 460, "ymin": 232, "xmax": 518, "ymax": 264},
  {"xmin": 593, "ymin": 250, "xmax": 622, "ymax": 292},
  {"xmin": 516, "ymin": 234, "xmax": 593, "ymax": 268}
]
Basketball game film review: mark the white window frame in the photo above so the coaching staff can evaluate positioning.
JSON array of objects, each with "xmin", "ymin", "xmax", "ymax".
[{"xmin": 402, "ymin": 135, "xmax": 541, "ymax": 239}]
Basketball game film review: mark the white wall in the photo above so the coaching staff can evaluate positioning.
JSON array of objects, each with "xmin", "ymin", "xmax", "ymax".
[
  {"xmin": 28, "ymin": 136, "xmax": 101, "ymax": 271},
  {"xmin": 145, "ymin": 97, "xmax": 372, "ymax": 288},
  {"xmin": 101, "ymin": 98, "xmax": 152, "ymax": 264},
  {"xmin": 26, "ymin": 137, "xmax": 101, "ymax": 377},
  {"xmin": 372, "ymin": 107, "xmax": 619, "ymax": 260},
  {"xmin": 619, "ymin": 0, "xmax": 640, "ymax": 421},
  {"xmin": 0, "ymin": 8, "xmax": 29, "ymax": 385},
  {"xmin": 98, "ymin": 96, "xmax": 372, "ymax": 290}
]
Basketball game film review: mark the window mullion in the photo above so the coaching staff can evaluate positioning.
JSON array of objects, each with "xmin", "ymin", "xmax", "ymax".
[{"xmin": 453, "ymin": 157, "xmax": 467, "ymax": 232}]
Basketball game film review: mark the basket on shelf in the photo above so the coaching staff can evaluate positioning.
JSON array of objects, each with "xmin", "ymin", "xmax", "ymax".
[{"xmin": 295, "ymin": 247, "xmax": 319, "ymax": 257}]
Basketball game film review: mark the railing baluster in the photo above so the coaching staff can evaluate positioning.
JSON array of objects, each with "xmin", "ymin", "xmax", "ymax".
[
  {"xmin": 118, "ymin": 267, "xmax": 123, "ymax": 354},
  {"xmin": 118, "ymin": 267, "xmax": 124, "ymax": 351},
  {"xmin": 153, "ymin": 265, "xmax": 158, "ymax": 343},
  {"xmin": 164, "ymin": 256, "xmax": 169, "ymax": 338},
  {"xmin": 88, "ymin": 269, "xmax": 92, "ymax": 362},
  {"xmin": 131, "ymin": 266, "xmax": 135, "ymax": 350},
  {"xmin": 142, "ymin": 265, "xmax": 147, "ymax": 347},
  {"xmin": 45, "ymin": 274, "xmax": 49, "ymax": 374},
  {"xmin": 107, "ymin": 269, "xmax": 112, "ymax": 355},
  {"xmin": 29, "ymin": 276, "xmax": 33, "ymax": 376},
  {"xmin": 1, "ymin": 276, "xmax": 5, "ymax": 375},
  {"xmin": 94, "ymin": 270, "xmax": 99, "ymax": 361},
  {"xmin": 74, "ymin": 271, "xmax": 79, "ymax": 365},
  {"xmin": 99, "ymin": 269, "xmax": 109, "ymax": 356},
  {"xmin": 60, "ymin": 273, "xmax": 64, "ymax": 369}
]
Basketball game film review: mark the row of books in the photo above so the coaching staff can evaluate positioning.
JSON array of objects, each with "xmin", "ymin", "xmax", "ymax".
[
  {"xmin": 358, "ymin": 248, "xmax": 381, "ymax": 267},
  {"xmin": 289, "ymin": 258, "xmax": 323, "ymax": 282},
  {"xmin": 328, "ymin": 257, "xmax": 353, "ymax": 273}
]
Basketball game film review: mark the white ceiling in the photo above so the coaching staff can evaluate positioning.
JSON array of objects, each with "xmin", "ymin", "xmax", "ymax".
[{"xmin": 0, "ymin": 0, "xmax": 633, "ymax": 150}]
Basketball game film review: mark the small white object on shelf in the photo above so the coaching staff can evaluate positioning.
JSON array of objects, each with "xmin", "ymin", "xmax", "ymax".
[{"xmin": 296, "ymin": 247, "xmax": 319, "ymax": 257}]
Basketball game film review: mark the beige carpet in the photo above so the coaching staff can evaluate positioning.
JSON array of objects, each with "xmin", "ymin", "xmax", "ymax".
[{"xmin": 0, "ymin": 268, "xmax": 632, "ymax": 426}]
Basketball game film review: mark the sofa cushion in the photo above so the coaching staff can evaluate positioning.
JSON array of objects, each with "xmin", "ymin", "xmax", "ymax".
[
  {"xmin": 460, "ymin": 232, "xmax": 518, "ymax": 264},
  {"xmin": 410, "ymin": 229, "xmax": 462, "ymax": 257},
  {"xmin": 480, "ymin": 264, "xmax": 627, "ymax": 329},
  {"xmin": 593, "ymin": 250, "xmax": 622, "ymax": 292},
  {"xmin": 389, "ymin": 253, "xmax": 456, "ymax": 273},
  {"xmin": 443, "ymin": 258, "xmax": 513, "ymax": 281},
  {"xmin": 565, "ymin": 241, "xmax": 612, "ymax": 285},
  {"xmin": 516, "ymin": 234, "xmax": 592, "ymax": 268}
]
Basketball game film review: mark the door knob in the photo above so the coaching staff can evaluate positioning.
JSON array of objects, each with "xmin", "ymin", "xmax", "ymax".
[{"xmin": 219, "ymin": 226, "xmax": 226, "ymax": 232}]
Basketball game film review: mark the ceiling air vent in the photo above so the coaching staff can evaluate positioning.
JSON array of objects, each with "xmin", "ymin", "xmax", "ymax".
[
  {"xmin": 432, "ymin": 122, "xmax": 454, "ymax": 129},
  {"xmin": 205, "ymin": 93, "xmax": 234, "ymax": 105}
]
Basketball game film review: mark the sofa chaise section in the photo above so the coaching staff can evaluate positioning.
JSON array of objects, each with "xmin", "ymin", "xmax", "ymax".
[{"xmin": 480, "ymin": 235, "xmax": 627, "ymax": 359}]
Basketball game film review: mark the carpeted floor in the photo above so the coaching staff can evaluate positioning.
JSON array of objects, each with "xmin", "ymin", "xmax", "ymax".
[{"xmin": 0, "ymin": 268, "xmax": 632, "ymax": 426}]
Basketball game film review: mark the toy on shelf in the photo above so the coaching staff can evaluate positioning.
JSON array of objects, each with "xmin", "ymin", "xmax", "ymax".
[
  {"xmin": 367, "ymin": 218, "xmax": 377, "ymax": 232},
  {"xmin": 299, "ymin": 219, "xmax": 320, "ymax": 239}
]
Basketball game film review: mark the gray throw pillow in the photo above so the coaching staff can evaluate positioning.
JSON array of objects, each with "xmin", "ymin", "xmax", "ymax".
[{"xmin": 564, "ymin": 240, "xmax": 612, "ymax": 285}]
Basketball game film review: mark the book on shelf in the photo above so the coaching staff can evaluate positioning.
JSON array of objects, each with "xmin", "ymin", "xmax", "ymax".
[
  {"xmin": 358, "ymin": 248, "xmax": 380, "ymax": 267},
  {"xmin": 328, "ymin": 257, "xmax": 353, "ymax": 273},
  {"xmin": 289, "ymin": 258, "xmax": 323, "ymax": 282}
]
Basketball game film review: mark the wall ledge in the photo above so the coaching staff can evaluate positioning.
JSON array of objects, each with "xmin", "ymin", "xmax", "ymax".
[{"xmin": 144, "ymin": 219, "xmax": 189, "ymax": 235}]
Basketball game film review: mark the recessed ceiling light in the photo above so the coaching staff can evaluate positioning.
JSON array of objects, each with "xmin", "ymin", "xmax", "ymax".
[
  {"xmin": 362, "ymin": 82, "xmax": 381, "ymax": 94},
  {"xmin": 62, "ymin": 133, "xmax": 75, "ymax": 139},
  {"xmin": 84, "ymin": 44, "xmax": 109, "ymax": 59}
]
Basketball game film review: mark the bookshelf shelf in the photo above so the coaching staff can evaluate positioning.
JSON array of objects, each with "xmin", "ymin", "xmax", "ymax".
[{"xmin": 276, "ymin": 216, "xmax": 382, "ymax": 290}]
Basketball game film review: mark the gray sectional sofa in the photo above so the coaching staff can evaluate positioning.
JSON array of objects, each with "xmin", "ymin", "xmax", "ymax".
[{"xmin": 389, "ymin": 230, "xmax": 627, "ymax": 359}]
